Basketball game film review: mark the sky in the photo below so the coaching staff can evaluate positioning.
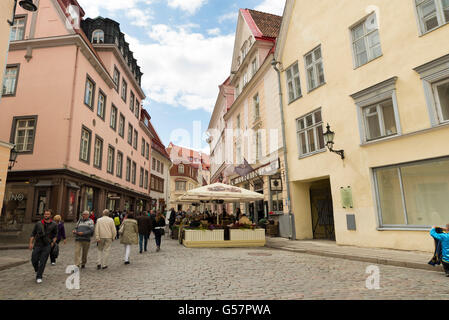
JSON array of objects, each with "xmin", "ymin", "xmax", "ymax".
[{"xmin": 76, "ymin": 0, "xmax": 286, "ymax": 154}]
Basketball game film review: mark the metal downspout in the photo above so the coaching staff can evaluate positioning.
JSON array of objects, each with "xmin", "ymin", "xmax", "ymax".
[{"xmin": 271, "ymin": 58, "xmax": 296, "ymax": 240}]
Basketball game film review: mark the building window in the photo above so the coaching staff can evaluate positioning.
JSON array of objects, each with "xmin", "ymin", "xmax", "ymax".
[
  {"xmin": 157, "ymin": 160, "xmax": 161, "ymax": 173},
  {"xmin": 107, "ymin": 146, "xmax": 115, "ymax": 174},
  {"xmin": 350, "ymin": 77, "xmax": 401, "ymax": 143},
  {"xmin": 10, "ymin": 16, "xmax": 25, "ymax": 41},
  {"xmin": 126, "ymin": 158, "xmax": 131, "ymax": 182},
  {"xmin": 414, "ymin": 55, "xmax": 449, "ymax": 126},
  {"xmin": 152, "ymin": 158, "xmax": 156, "ymax": 171},
  {"xmin": 97, "ymin": 90, "xmax": 106, "ymax": 120},
  {"xmin": 161, "ymin": 163, "xmax": 164, "ymax": 174},
  {"xmin": 145, "ymin": 142, "xmax": 150, "ymax": 160},
  {"xmin": 12, "ymin": 117, "xmax": 36, "ymax": 153},
  {"xmin": 151, "ymin": 176, "xmax": 155, "ymax": 190},
  {"xmin": 304, "ymin": 46, "xmax": 325, "ymax": 91},
  {"xmin": 178, "ymin": 164, "xmax": 184, "ymax": 174},
  {"xmin": 362, "ymin": 100, "xmax": 398, "ymax": 141},
  {"xmin": 128, "ymin": 123, "xmax": 133, "ymax": 145},
  {"xmin": 374, "ymin": 157, "xmax": 449, "ymax": 228},
  {"xmin": 135, "ymin": 100, "xmax": 140, "ymax": 119},
  {"xmin": 117, "ymin": 151, "xmax": 123, "ymax": 178},
  {"xmin": 141, "ymin": 138, "xmax": 146, "ymax": 157},
  {"xmin": 235, "ymin": 84, "xmax": 240, "ymax": 97},
  {"xmin": 121, "ymin": 79, "xmax": 127, "ymax": 102},
  {"xmin": 2, "ymin": 65, "xmax": 19, "ymax": 96},
  {"xmin": 270, "ymin": 175, "xmax": 284, "ymax": 213},
  {"xmin": 144, "ymin": 170, "xmax": 149, "ymax": 189},
  {"xmin": 93, "ymin": 136, "xmax": 103, "ymax": 169},
  {"xmin": 113, "ymin": 67, "xmax": 120, "ymax": 92},
  {"xmin": 118, "ymin": 114, "xmax": 125, "ymax": 138},
  {"xmin": 92, "ymin": 29, "xmax": 104, "ymax": 44},
  {"xmin": 175, "ymin": 181, "xmax": 186, "ymax": 191},
  {"xmin": 351, "ymin": 13, "xmax": 382, "ymax": 68},
  {"xmin": 84, "ymin": 76, "xmax": 95, "ymax": 109},
  {"xmin": 255, "ymin": 130, "xmax": 263, "ymax": 161},
  {"xmin": 252, "ymin": 58, "xmax": 258, "ymax": 77},
  {"xmin": 253, "ymin": 93, "xmax": 260, "ymax": 121},
  {"xmin": 133, "ymin": 129, "xmax": 138, "ymax": 150},
  {"xmin": 132, "ymin": 161, "xmax": 137, "ymax": 184},
  {"xmin": 110, "ymin": 105, "xmax": 117, "ymax": 130},
  {"xmin": 130, "ymin": 91, "xmax": 135, "ymax": 112},
  {"xmin": 286, "ymin": 62, "xmax": 302, "ymax": 103},
  {"xmin": 139, "ymin": 167, "xmax": 144, "ymax": 188},
  {"xmin": 79, "ymin": 127, "xmax": 91, "ymax": 163},
  {"xmin": 415, "ymin": 0, "xmax": 449, "ymax": 34},
  {"xmin": 296, "ymin": 109, "xmax": 325, "ymax": 157}
]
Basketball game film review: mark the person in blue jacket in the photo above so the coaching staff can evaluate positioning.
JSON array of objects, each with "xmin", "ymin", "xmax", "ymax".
[{"xmin": 430, "ymin": 226, "xmax": 449, "ymax": 276}]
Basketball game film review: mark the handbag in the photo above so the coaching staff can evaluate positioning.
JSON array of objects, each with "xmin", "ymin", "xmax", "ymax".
[
  {"xmin": 118, "ymin": 223, "xmax": 125, "ymax": 235},
  {"xmin": 51, "ymin": 242, "xmax": 59, "ymax": 258}
]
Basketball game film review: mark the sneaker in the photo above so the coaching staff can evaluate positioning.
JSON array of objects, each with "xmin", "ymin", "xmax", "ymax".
[
  {"xmin": 102, "ymin": 266, "xmax": 108, "ymax": 270},
  {"xmin": 156, "ymin": 246, "xmax": 160, "ymax": 252},
  {"xmin": 97, "ymin": 265, "xmax": 101, "ymax": 270},
  {"xmin": 51, "ymin": 262, "xmax": 56, "ymax": 266},
  {"xmin": 124, "ymin": 261, "xmax": 130, "ymax": 265},
  {"xmin": 81, "ymin": 265, "xmax": 85, "ymax": 269},
  {"xmin": 445, "ymin": 273, "xmax": 449, "ymax": 277},
  {"xmin": 36, "ymin": 279, "xmax": 42, "ymax": 284},
  {"xmin": 139, "ymin": 251, "xmax": 142, "ymax": 254}
]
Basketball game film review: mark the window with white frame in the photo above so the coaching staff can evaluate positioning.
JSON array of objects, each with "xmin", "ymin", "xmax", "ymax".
[
  {"xmin": 92, "ymin": 29, "xmax": 104, "ymax": 44},
  {"xmin": 415, "ymin": 0, "xmax": 449, "ymax": 34},
  {"xmin": 433, "ymin": 78, "xmax": 449, "ymax": 122},
  {"xmin": 126, "ymin": 158, "xmax": 131, "ymax": 181},
  {"xmin": 118, "ymin": 114, "xmax": 125, "ymax": 138},
  {"xmin": 304, "ymin": 46, "xmax": 325, "ymax": 91},
  {"xmin": 139, "ymin": 167, "xmax": 144, "ymax": 188},
  {"xmin": 116, "ymin": 151, "xmax": 123, "ymax": 178},
  {"xmin": 80, "ymin": 127, "xmax": 91, "ymax": 162},
  {"xmin": 132, "ymin": 161, "xmax": 137, "ymax": 184},
  {"xmin": 286, "ymin": 62, "xmax": 302, "ymax": 103},
  {"xmin": 2, "ymin": 65, "xmax": 19, "ymax": 96},
  {"xmin": 178, "ymin": 164, "xmax": 184, "ymax": 174},
  {"xmin": 135, "ymin": 99, "xmax": 140, "ymax": 119},
  {"xmin": 144, "ymin": 170, "xmax": 149, "ymax": 189},
  {"xmin": 84, "ymin": 76, "xmax": 95, "ymax": 109},
  {"xmin": 107, "ymin": 146, "xmax": 114, "ymax": 174},
  {"xmin": 253, "ymin": 93, "xmax": 260, "ymax": 121},
  {"xmin": 256, "ymin": 130, "xmax": 263, "ymax": 161},
  {"xmin": 351, "ymin": 12, "xmax": 382, "ymax": 68},
  {"xmin": 128, "ymin": 123, "xmax": 133, "ymax": 145},
  {"xmin": 121, "ymin": 79, "xmax": 127, "ymax": 102},
  {"xmin": 110, "ymin": 105, "xmax": 117, "ymax": 130},
  {"xmin": 113, "ymin": 67, "xmax": 120, "ymax": 91},
  {"xmin": 351, "ymin": 77, "xmax": 401, "ymax": 143},
  {"xmin": 176, "ymin": 181, "xmax": 186, "ymax": 191},
  {"xmin": 10, "ymin": 17, "xmax": 25, "ymax": 41},
  {"xmin": 14, "ymin": 118, "xmax": 36, "ymax": 152},
  {"xmin": 97, "ymin": 91, "xmax": 106, "ymax": 120},
  {"xmin": 362, "ymin": 100, "xmax": 398, "ymax": 141},
  {"xmin": 141, "ymin": 138, "xmax": 146, "ymax": 157},
  {"xmin": 374, "ymin": 157, "xmax": 449, "ymax": 228},
  {"xmin": 145, "ymin": 142, "xmax": 149, "ymax": 160},
  {"xmin": 130, "ymin": 91, "xmax": 135, "ymax": 112},
  {"xmin": 296, "ymin": 109, "xmax": 325, "ymax": 157},
  {"xmin": 93, "ymin": 136, "xmax": 103, "ymax": 169},
  {"xmin": 252, "ymin": 58, "xmax": 258, "ymax": 77},
  {"xmin": 133, "ymin": 129, "xmax": 138, "ymax": 150}
]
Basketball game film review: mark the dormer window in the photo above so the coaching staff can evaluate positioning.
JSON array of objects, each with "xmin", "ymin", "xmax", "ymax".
[
  {"xmin": 115, "ymin": 37, "xmax": 119, "ymax": 46},
  {"xmin": 92, "ymin": 30, "xmax": 104, "ymax": 44}
]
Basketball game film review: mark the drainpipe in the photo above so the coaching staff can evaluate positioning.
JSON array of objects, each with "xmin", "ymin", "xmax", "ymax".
[{"xmin": 271, "ymin": 58, "xmax": 296, "ymax": 240}]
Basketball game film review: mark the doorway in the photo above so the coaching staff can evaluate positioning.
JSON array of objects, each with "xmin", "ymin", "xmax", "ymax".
[{"xmin": 309, "ymin": 179, "xmax": 335, "ymax": 240}]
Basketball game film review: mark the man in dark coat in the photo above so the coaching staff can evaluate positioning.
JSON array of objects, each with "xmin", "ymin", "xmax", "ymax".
[
  {"xmin": 29, "ymin": 209, "xmax": 57, "ymax": 284},
  {"xmin": 136, "ymin": 212, "xmax": 152, "ymax": 253}
]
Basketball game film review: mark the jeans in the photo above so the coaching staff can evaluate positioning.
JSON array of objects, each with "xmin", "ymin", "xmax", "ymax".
[
  {"xmin": 155, "ymin": 232, "xmax": 162, "ymax": 248},
  {"xmin": 139, "ymin": 234, "xmax": 149, "ymax": 252},
  {"xmin": 115, "ymin": 226, "xmax": 120, "ymax": 239},
  {"xmin": 31, "ymin": 245, "xmax": 51, "ymax": 279}
]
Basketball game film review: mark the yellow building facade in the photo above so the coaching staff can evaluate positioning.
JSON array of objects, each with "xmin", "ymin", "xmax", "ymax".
[{"xmin": 276, "ymin": 0, "xmax": 449, "ymax": 251}]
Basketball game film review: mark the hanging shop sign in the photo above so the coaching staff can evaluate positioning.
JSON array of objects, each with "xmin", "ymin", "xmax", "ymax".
[{"xmin": 231, "ymin": 159, "xmax": 280, "ymax": 186}]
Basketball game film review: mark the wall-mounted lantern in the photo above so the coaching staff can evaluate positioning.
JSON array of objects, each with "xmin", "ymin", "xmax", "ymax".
[
  {"xmin": 323, "ymin": 124, "xmax": 345, "ymax": 160},
  {"xmin": 8, "ymin": 0, "xmax": 38, "ymax": 26}
]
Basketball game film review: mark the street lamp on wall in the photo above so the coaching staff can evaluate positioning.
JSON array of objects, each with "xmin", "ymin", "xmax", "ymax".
[
  {"xmin": 8, "ymin": 0, "xmax": 38, "ymax": 26},
  {"xmin": 8, "ymin": 147, "xmax": 18, "ymax": 170},
  {"xmin": 323, "ymin": 124, "xmax": 345, "ymax": 160}
]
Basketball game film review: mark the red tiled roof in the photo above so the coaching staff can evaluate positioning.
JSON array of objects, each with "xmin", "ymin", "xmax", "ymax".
[{"xmin": 243, "ymin": 9, "xmax": 282, "ymax": 40}]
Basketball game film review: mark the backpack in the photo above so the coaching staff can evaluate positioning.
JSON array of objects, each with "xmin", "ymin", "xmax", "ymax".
[{"xmin": 114, "ymin": 216, "xmax": 121, "ymax": 226}]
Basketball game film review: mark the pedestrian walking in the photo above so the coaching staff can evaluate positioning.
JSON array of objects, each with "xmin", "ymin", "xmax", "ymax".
[
  {"xmin": 119, "ymin": 213, "xmax": 138, "ymax": 264},
  {"xmin": 90, "ymin": 210, "xmax": 97, "ymax": 224},
  {"xmin": 73, "ymin": 211, "xmax": 94, "ymax": 269},
  {"xmin": 153, "ymin": 211, "xmax": 166, "ymax": 252},
  {"xmin": 136, "ymin": 212, "xmax": 152, "ymax": 253},
  {"xmin": 113, "ymin": 212, "xmax": 121, "ymax": 239},
  {"xmin": 50, "ymin": 214, "xmax": 66, "ymax": 266},
  {"xmin": 95, "ymin": 209, "xmax": 117, "ymax": 270},
  {"xmin": 29, "ymin": 209, "xmax": 57, "ymax": 284},
  {"xmin": 430, "ymin": 225, "xmax": 449, "ymax": 276},
  {"xmin": 169, "ymin": 208, "xmax": 176, "ymax": 237}
]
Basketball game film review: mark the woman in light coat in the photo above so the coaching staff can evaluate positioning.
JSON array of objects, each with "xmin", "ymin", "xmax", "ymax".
[{"xmin": 119, "ymin": 213, "xmax": 138, "ymax": 264}]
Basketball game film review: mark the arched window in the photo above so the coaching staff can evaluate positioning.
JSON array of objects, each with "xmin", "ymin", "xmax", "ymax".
[{"xmin": 92, "ymin": 29, "xmax": 104, "ymax": 44}]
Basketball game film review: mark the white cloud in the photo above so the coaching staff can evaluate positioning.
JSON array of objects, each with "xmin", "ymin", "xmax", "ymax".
[
  {"xmin": 126, "ymin": 25, "xmax": 234, "ymax": 113},
  {"xmin": 218, "ymin": 11, "xmax": 238, "ymax": 24},
  {"xmin": 207, "ymin": 28, "xmax": 220, "ymax": 36},
  {"xmin": 167, "ymin": 0, "xmax": 208, "ymax": 15},
  {"xmin": 255, "ymin": 0, "xmax": 286, "ymax": 15}
]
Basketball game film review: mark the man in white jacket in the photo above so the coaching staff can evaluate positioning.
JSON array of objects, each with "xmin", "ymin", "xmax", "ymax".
[{"xmin": 95, "ymin": 209, "xmax": 117, "ymax": 270}]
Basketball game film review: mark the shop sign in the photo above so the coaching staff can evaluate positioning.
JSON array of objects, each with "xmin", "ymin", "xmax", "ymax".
[
  {"xmin": 340, "ymin": 187, "xmax": 353, "ymax": 209},
  {"xmin": 231, "ymin": 159, "xmax": 279, "ymax": 186},
  {"xmin": 9, "ymin": 193, "xmax": 25, "ymax": 201}
]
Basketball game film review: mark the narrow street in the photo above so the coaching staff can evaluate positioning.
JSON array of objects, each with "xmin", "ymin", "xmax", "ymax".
[{"xmin": 1, "ymin": 236, "xmax": 448, "ymax": 300}]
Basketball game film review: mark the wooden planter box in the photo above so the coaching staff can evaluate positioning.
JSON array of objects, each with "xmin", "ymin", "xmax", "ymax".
[
  {"xmin": 266, "ymin": 224, "xmax": 279, "ymax": 237},
  {"xmin": 182, "ymin": 229, "xmax": 265, "ymax": 248}
]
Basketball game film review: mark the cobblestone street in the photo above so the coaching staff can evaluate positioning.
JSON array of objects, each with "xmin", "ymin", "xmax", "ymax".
[{"xmin": 1, "ymin": 236, "xmax": 449, "ymax": 300}]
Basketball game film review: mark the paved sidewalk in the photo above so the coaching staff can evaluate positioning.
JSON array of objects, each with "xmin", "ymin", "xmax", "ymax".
[{"xmin": 265, "ymin": 237, "xmax": 442, "ymax": 272}]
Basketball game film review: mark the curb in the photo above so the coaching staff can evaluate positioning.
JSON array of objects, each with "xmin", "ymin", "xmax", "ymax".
[
  {"xmin": 266, "ymin": 244, "xmax": 443, "ymax": 273},
  {"xmin": 0, "ymin": 260, "xmax": 28, "ymax": 271}
]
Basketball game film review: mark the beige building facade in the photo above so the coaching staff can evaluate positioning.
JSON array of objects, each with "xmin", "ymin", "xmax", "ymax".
[{"xmin": 276, "ymin": 0, "xmax": 449, "ymax": 251}]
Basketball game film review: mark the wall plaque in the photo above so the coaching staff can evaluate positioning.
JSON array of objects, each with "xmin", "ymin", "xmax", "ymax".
[{"xmin": 340, "ymin": 186, "xmax": 353, "ymax": 209}]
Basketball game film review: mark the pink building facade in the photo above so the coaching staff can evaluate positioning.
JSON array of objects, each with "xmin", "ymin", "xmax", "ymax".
[{"xmin": 0, "ymin": 0, "xmax": 154, "ymax": 234}]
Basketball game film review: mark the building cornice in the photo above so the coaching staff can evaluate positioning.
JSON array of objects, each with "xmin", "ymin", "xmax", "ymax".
[{"xmin": 9, "ymin": 34, "xmax": 115, "ymax": 89}]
